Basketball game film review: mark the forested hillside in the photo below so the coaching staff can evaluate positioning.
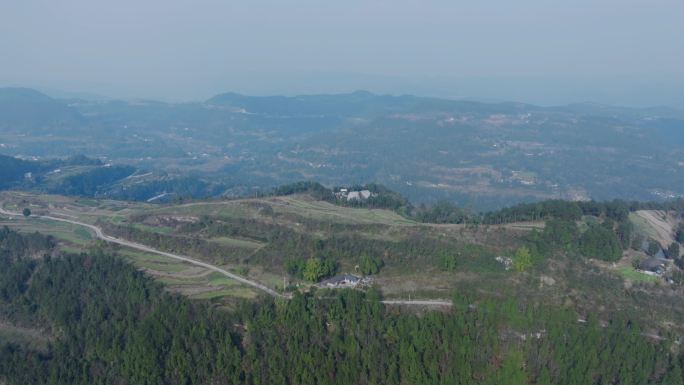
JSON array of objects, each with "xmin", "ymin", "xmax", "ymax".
[
  {"xmin": 0, "ymin": 227, "xmax": 683, "ymax": 384},
  {"xmin": 0, "ymin": 153, "xmax": 223, "ymax": 202}
]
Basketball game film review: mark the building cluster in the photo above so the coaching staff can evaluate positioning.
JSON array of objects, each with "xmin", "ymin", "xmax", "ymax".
[
  {"xmin": 637, "ymin": 239, "xmax": 669, "ymax": 276},
  {"xmin": 319, "ymin": 274, "xmax": 372, "ymax": 288},
  {"xmin": 638, "ymin": 257, "xmax": 667, "ymax": 276},
  {"xmin": 334, "ymin": 188, "xmax": 374, "ymax": 201},
  {"xmin": 495, "ymin": 256, "xmax": 513, "ymax": 271}
]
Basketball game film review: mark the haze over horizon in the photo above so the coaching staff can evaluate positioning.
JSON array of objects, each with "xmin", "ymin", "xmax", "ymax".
[{"xmin": 1, "ymin": 0, "xmax": 683, "ymax": 107}]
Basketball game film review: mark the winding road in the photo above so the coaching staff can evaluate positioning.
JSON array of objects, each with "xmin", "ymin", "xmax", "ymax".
[
  {"xmin": 1, "ymin": 205, "xmax": 455, "ymax": 306},
  {"xmin": 0, "ymin": 206, "xmax": 285, "ymax": 298}
]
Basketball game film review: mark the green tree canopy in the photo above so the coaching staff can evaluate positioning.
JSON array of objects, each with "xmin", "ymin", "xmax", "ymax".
[
  {"xmin": 666, "ymin": 242, "xmax": 680, "ymax": 259},
  {"xmin": 303, "ymin": 257, "xmax": 323, "ymax": 281},
  {"xmin": 513, "ymin": 246, "xmax": 533, "ymax": 272},
  {"xmin": 358, "ymin": 254, "xmax": 383, "ymax": 275},
  {"xmin": 579, "ymin": 225, "xmax": 623, "ymax": 262}
]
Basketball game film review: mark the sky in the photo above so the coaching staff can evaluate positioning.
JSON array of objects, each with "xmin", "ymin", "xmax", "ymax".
[{"xmin": 1, "ymin": 0, "xmax": 683, "ymax": 107}]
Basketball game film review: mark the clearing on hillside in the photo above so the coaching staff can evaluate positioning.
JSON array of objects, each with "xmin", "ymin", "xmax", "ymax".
[{"xmin": 632, "ymin": 210, "xmax": 680, "ymax": 246}]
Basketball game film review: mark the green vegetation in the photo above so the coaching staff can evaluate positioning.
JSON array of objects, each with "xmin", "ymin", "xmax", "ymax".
[
  {"xmin": 676, "ymin": 223, "xmax": 684, "ymax": 244},
  {"xmin": 617, "ymin": 266, "xmax": 660, "ymax": 283},
  {"xmin": 512, "ymin": 246, "xmax": 532, "ymax": 272},
  {"xmin": 414, "ymin": 200, "xmax": 471, "ymax": 224},
  {"xmin": 300, "ymin": 257, "xmax": 337, "ymax": 282},
  {"xmin": 0, "ymin": 153, "xmax": 224, "ymax": 204},
  {"xmin": 358, "ymin": 254, "xmax": 383, "ymax": 275},
  {"xmin": 3, "ymin": 85, "xmax": 684, "ymax": 383},
  {"xmin": 0, "ymin": 234, "xmax": 682, "ymax": 384},
  {"xmin": 438, "ymin": 251, "xmax": 458, "ymax": 272},
  {"xmin": 543, "ymin": 219, "xmax": 580, "ymax": 250},
  {"xmin": 579, "ymin": 225, "xmax": 623, "ymax": 262},
  {"xmin": 513, "ymin": 203, "xmax": 633, "ymax": 264}
]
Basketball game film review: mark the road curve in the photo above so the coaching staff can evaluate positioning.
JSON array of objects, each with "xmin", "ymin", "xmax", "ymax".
[
  {"xmin": 6, "ymin": 206, "xmax": 672, "ymax": 339},
  {"xmin": 0, "ymin": 207, "xmax": 286, "ymax": 298},
  {"xmin": 1, "ymin": 206, "xmax": 458, "ymax": 306}
]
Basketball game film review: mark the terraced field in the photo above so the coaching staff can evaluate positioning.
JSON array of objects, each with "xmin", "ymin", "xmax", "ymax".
[{"xmin": 4, "ymin": 190, "xmax": 682, "ymax": 327}]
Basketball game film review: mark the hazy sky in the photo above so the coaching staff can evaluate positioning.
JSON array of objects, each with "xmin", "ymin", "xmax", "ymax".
[{"xmin": 1, "ymin": 0, "xmax": 683, "ymax": 106}]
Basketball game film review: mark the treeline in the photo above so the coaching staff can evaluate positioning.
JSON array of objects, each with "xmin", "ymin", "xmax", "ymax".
[
  {"xmin": 0, "ymin": 154, "xmax": 102, "ymax": 189},
  {"xmin": 50, "ymin": 165, "xmax": 136, "ymax": 196},
  {"xmin": 0, "ymin": 226, "xmax": 55, "ymax": 260},
  {"xmin": 0, "ymin": 245, "xmax": 682, "ymax": 384},
  {"xmin": 0, "ymin": 227, "xmax": 54, "ymax": 311},
  {"xmin": 482, "ymin": 200, "xmax": 632, "ymax": 224},
  {"xmin": 272, "ymin": 181, "xmax": 332, "ymax": 200},
  {"xmin": 481, "ymin": 199, "xmax": 681, "ymax": 265},
  {"xmin": 98, "ymin": 221, "xmax": 249, "ymax": 265},
  {"xmin": 412, "ymin": 200, "xmax": 472, "ymax": 224},
  {"xmin": 0, "ymin": 153, "xmax": 225, "ymax": 202},
  {"xmin": 125, "ymin": 214, "xmax": 496, "ymax": 280},
  {"xmin": 0, "ymin": 154, "xmax": 40, "ymax": 189},
  {"xmin": 270, "ymin": 182, "xmax": 684, "ymax": 228},
  {"xmin": 524, "ymin": 218, "xmax": 627, "ymax": 263},
  {"xmin": 483, "ymin": 198, "xmax": 684, "ymax": 225}
]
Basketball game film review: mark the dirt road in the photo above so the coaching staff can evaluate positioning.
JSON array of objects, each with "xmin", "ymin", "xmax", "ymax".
[
  {"xmin": 1, "ymin": 205, "xmax": 460, "ymax": 306},
  {"xmin": 0, "ymin": 206, "xmax": 286, "ymax": 298}
]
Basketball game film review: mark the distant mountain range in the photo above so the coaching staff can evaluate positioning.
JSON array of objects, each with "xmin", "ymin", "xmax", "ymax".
[{"xmin": 1, "ymin": 87, "xmax": 683, "ymax": 209}]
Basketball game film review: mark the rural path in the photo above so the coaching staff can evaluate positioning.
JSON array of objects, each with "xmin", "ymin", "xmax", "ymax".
[
  {"xmin": 1, "ymin": 205, "xmax": 456, "ymax": 306},
  {"xmin": 0, "ymin": 206, "xmax": 286, "ymax": 298},
  {"xmin": 5, "ymin": 206, "xmax": 674, "ymax": 342},
  {"xmin": 0, "ymin": 204, "xmax": 675, "ymax": 340}
]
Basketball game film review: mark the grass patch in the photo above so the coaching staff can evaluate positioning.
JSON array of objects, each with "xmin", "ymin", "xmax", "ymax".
[
  {"xmin": 73, "ymin": 198, "xmax": 100, "ymax": 207},
  {"xmin": 118, "ymin": 249, "xmax": 189, "ymax": 273},
  {"xmin": 58, "ymin": 245, "xmax": 86, "ymax": 254},
  {"xmin": 206, "ymin": 271, "xmax": 240, "ymax": 286},
  {"xmin": 277, "ymin": 196, "xmax": 417, "ymax": 226},
  {"xmin": 132, "ymin": 223, "xmax": 175, "ymax": 234},
  {"xmin": 210, "ymin": 236, "xmax": 263, "ymax": 249},
  {"xmin": 74, "ymin": 226, "xmax": 92, "ymax": 240},
  {"xmin": 616, "ymin": 266, "xmax": 660, "ymax": 282},
  {"xmin": 4, "ymin": 218, "xmax": 93, "ymax": 246},
  {"xmin": 0, "ymin": 323, "xmax": 50, "ymax": 351},
  {"xmin": 133, "ymin": 260, "xmax": 188, "ymax": 273},
  {"xmin": 190, "ymin": 287, "xmax": 257, "ymax": 300},
  {"xmin": 156, "ymin": 276, "xmax": 206, "ymax": 285}
]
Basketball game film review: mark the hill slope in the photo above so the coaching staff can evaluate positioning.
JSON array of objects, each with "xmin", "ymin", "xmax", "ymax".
[{"xmin": 0, "ymin": 87, "xmax": 83, "ymax": 130}]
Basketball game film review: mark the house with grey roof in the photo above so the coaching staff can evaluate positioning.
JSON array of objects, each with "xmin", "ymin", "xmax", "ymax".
[
  {"xmin": 639, "ymin": 257, "xmax": 667, "ymax": 275},
  {"xmin": 320, "ymin": 274, "xmax": 361, "ymax": 288}
]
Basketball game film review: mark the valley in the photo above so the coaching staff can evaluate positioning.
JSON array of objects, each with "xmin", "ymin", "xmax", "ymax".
[{"xmin": 2, "ymin": 88, "xmax": 684, "ymax": 209}]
